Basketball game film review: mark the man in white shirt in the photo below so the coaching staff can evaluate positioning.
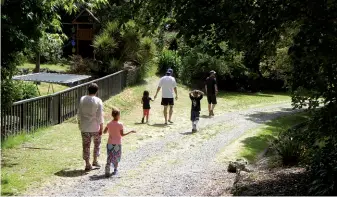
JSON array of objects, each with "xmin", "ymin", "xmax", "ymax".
[
  {"xmin": 78, "ymin": 83, "xmax": 104, "ymax": 171},
  {"xmin": 154, "ymin": 69, "xmax": 178, "ymax": 124}
]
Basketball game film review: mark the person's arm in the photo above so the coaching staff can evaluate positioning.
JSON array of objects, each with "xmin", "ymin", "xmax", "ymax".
[
  {"xmin": 103, "ymin": 126, "xmax": 108, "ymax": 134},
  {"xmin": 120, "ymin": 129, "xmax": 136, "ymax": 137},
  {"xmin": 154, "ymin": 87, "xmax": 161, "ymax": 99},
  {"xmin": 205, "ymin": 84, "xmax": 208, "ymax": 95},
  {"xmin": 150, "ymin": 97, "xmax": 154, "ymax": 101},
  {"xmin": 141, "ymin": 98, "xmax": 144, "ymax": 104},
  {"xmin": 97, "ymin": 100, "xmax": 104, "ymax": 134},
  {"xmin": 214, "ymin": 79, "xmax": 218, "ymax": 95},
  {"xmin": 174, "ymin": 87, "xmax": 178, "ymax": 100},
  {"xmin": 197, "ymin": 90, "xmax": 204, "ymax": 96}
]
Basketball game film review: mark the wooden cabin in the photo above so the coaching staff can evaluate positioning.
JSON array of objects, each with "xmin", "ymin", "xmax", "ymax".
[{"xmin": 71, "ymin": 8, "xmax": 100, "ymax": 58}]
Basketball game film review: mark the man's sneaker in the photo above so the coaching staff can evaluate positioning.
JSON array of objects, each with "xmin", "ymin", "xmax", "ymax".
[
  {"xmin": 92, "ymin": 161, "xmax": 101, "ymax": 168},
  {"xmin": 192, "ymin": 129, "xmax": 197, "ymax": 133},
  {"xmin": 112, "ymin": 169, "xmax": 118, "ymax": 175},
  {"xmin": 168, "ymin": 120, "xmax": 173, "ymax": 123},
  {"xmin": 211, "ymin": 110, "xmax": 214, "ymax": 116},
  {"xmin": 105, "ymin": 165, "xmax": 111, "ymax": 177},
  {"xmin": 141, "ymin": 117, "xmax": 144, "ymax": 123},
  {"xmin": 209, "ymin": 111, "xmax": 212, "ymax": 116}
]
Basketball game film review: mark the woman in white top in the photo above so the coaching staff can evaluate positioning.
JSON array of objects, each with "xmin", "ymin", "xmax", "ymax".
[{"xmin": 78, "ymin": 83, "xmax": 104, "ymax": 171}]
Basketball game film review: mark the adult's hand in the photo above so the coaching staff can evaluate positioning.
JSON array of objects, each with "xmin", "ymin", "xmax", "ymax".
[{"xmin": 175, "ymin": 96, "xmax": 178, "ymax": 100}]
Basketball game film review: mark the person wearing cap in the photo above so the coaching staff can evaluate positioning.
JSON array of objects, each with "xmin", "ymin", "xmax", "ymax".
[
  {"xmin": 205, "ymin": 70, "xmax": 218, "ymax": 116},
  {"xmin": 154, "ymin": 68, "xmax": 178, "ymax": 124}
]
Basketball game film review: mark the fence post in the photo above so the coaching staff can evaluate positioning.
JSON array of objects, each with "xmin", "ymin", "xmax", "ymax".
[
  {"xmin": 20, "ymin": 103, "xmax": 27, "ymax": 130},
  {"xmin": 48, "ymin": 96, "xmax": 53, "ymax": 125}
]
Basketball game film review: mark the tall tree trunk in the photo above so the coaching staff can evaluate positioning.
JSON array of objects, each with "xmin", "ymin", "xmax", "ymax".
[{"xmin": 34, "ymin": 52, "xmax": 40, "ymax": 73}]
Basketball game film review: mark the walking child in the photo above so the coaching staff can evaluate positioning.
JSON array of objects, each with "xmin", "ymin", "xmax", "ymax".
[
  {"xmin": 103, "ymin": 107, "xmax": 136, "ymax": 177},
  {"xmin": 141, "ymin": 90, "xmax": 154, "ymax": 123},
  {"xmin": 190, "ymin": 90, "xmax": 204, "ymax": 132}
]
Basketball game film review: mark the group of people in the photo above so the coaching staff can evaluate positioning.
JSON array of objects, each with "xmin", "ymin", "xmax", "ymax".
[{"xmin": 77, "ymin": 69, "xmax": 218, "ymax": 177}]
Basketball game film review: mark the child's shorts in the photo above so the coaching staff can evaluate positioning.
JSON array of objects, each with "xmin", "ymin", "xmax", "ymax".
[
  {"xmin": 143, "ymin": 109, "xmax": 150, "ymax": 116},
  {"xmin": 191, "ymin": 110, "xmax": 200, "ymax": 121}
]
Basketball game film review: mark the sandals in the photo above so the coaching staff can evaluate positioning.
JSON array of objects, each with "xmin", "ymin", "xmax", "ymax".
[
  {"xmin": 84, "ymin": 165, "xmax": 92, "ymax": 171},
  {"xmin": 92, "ymin": 161, "xmax": 101, "ymax": 168}
]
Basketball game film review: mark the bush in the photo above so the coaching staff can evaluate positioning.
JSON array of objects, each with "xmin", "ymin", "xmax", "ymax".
[
  {"xmin": 271, "ymin": 124, "xmax": 307, "ymax": 166},
  {"xmin": 12, "ymin": 81, "xmax": 39, "ymax": 101},
  {"xmin": 158, "ymin": 49, "xmax": 181, "ymax": 77},
  {"xmin": 92, "ymin": 20, "xmax": 156, "ymax": 79}
]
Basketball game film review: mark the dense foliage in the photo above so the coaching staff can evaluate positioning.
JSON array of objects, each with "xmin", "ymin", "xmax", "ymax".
[{"xmin": 91, "ymin": 20, "xmax": 156, "ymax": 78}]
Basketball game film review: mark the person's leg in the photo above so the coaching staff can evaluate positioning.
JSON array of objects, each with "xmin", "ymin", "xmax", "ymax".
[
  {"xmin": 81, "ymin": 132, "xmax": 92, "ymax": 170},
  {"xmin": 93, "ymin": 132, "xmax": 101, "ymax": 166},
  {"xmin": 112, "ymin": 145, "xmax": 122, "ymax": 175},
  {"xmin": 163, "ymin": 106, "xmax": 168, "ymax": 124},
  {"xmin": 168, "ymin": 105, "xmax": 174, "ymax": 122},
  {"xmin": 145, "ymin": 110, "xmax": 149, "ymax": 123},
  {"xmin": 207, "ymin": 95, "xmax": 212, "ymax": 116},
  {"xmin": 194, "ymin": 111, "xmax": 200, "ymax": 130},
  {"xmin": 105, "ymin": 144, "xmax": 112, "ymax": 176},
  {"xmin": 142, "ymin": 110, "xmax": 145, "ymax": 123},
  {"xmin": 211, "ymin": 95, "xmax": 217, "ymax": 116}
]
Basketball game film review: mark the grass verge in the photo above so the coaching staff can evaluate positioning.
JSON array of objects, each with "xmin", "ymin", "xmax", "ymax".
[{"xmin": 216, "ymin": 112, "xmax": 309, "ymax": 163}]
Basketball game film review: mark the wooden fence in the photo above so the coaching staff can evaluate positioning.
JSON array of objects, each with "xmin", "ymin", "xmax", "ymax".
[{"xmin": 0, "ymin": 70, "xmax": 131, "ymax": 140}]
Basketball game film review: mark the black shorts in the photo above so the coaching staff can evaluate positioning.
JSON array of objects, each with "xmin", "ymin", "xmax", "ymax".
[
  {"xmin": 207, "ymin": 94, "xmax": 217, "ymax": 104},
  {"xmin": 161, "ymin": 98, "xmax": 174, "ymax": 106},
  {"xmin": 191, "ymin": 110, "xmax": 200, "ymax": 121}
]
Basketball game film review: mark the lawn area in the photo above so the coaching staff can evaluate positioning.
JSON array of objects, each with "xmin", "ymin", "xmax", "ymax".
[
  {"xmin": 18, "ymin": 63, "xmax": 69, "ymax": 72},
  {"xmin": 1, "ymin": 76, "xmax": 291, "ymax": 196},
  {"xmin": 216, "ymin": 112, "xmax": 309, "ymax": 163},
  {"xmin": 36, "ymin": 83, "xmax": 68, "ymax": 96}
]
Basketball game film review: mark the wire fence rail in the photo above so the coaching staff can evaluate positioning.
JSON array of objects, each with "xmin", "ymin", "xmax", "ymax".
[{"xmin": 0, "ymin": 70, "xmax": 137, "ymax": 140}]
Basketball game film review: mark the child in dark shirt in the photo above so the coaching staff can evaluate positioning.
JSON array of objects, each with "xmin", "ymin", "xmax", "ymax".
[
  {"xmin": 189, "ymin": 90, "xmax": 204, "ymax": 132},
  {"xmin": 141, "ymin": 90, "xmax": 154, "ymax": 123}
]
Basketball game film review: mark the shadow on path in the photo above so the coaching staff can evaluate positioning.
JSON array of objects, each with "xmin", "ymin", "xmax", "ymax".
[
  {"xmin": 54, "ymin": 169, "xmax": 95, "ymax": 177},
  {"xmin": 245, "ymin": 108, "xmax": 296, "ymax": 124},
  {"xmin": 180, "ymin": 131, "xmax": 194, "ymax": 135},
  {"xmin": 149, "ymin": 123, "xmax": 169, "ymax": 128}
]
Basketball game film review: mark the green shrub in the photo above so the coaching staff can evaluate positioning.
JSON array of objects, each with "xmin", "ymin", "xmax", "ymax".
[
  {"xmin": 158, "ymin": 49, "xmax": 181, "ymax": 77},
  {"xmin": 271, "ymin": 124, "xmax": 307, "ymax": 166},
  {"xmin": 12, "ymin": 81, "xmax": 39, "ymax": 102},
  {"xmin": 92, "ymin": 20, "xmax": 156, "ymax": 79}
]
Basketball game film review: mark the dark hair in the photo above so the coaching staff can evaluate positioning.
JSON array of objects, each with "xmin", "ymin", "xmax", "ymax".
[
  {"xmin": 88, "ymin": 83, "xmax": 99, "ymax": 95},
  {"xmin": 143, "ymin": 90, "xmax": 149, "ymax": 98},
  {"xmin": 111, "ymin": 107, "xmax": 120, "ymax": 119}
]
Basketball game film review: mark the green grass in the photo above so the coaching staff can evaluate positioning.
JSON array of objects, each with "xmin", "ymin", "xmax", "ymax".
[
  {"xmin": 216, "ymin": 112, "xmax": 309, "ymax": 163},
  {"xmin": 18, "ymin": 63, "xmax": 69, "ymax": 72},
  {"xmin": 37, "ymin": 83, "xmax": 68, "ymax": 96},
  {"xmin": 1, "ymin": 75, "xmax": 292, "ymax": 196}
]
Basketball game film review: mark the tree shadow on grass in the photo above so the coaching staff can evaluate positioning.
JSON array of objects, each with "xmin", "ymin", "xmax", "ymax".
[{"xmin": 1, "ymin": 192, "xmax": 15, "ymax": 196}]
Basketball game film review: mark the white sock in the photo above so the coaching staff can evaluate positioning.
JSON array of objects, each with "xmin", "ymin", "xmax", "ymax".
[{"xmin": 194, "ymin": 120, "xmax": 198, "ymax": 130}]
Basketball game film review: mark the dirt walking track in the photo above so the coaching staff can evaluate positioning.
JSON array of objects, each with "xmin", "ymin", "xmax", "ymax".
[{"xmin": 27, "ymin": 101, "xmax": 298, "ymax": 196}]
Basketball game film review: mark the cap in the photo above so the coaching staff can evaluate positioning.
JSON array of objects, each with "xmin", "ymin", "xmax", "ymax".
[
  {"xmin": 210, "ymin": 70, "xmax": 216, "ymax": 74},
  {"xmin": 166, "ymin": 68, "xmax": 173, "ymax": 74}
]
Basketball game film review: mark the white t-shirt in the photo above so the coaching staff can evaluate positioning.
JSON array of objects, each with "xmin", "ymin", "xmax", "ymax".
[
  {"xmin": 158, "ymin": 76, "xmax": 177, "ymax": 98},
  {"xmin": 77, "ymin": 95, "xmax": 104, "ymax": 133}
]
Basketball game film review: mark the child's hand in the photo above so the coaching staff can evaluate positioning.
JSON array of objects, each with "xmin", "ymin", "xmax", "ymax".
[
  {"xmin": 131, "ymin": 130, "xmax": 137, "ymax": 133},
  {"xmin": 99, "ymin": 131, "xmax": 103, "ymax": 136}
]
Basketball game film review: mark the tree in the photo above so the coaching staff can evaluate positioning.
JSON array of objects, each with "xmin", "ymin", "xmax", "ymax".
[{"xmin": 1, "ymin": 0, "xmax": 107, "ymax": 108}]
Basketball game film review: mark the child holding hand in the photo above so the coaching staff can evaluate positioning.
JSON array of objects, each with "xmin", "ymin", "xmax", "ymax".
[
  {"xmin": 103, "ymin": 107, "xmax": 136, "ymax": 177},
  {"xmin": 141, "ymin": 90, "xmax": 154, "ymax": 123}
]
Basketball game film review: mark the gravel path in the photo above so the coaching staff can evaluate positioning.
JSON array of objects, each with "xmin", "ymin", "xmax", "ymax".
[{"xmin": 27, "ymin": 102, "xmax": 299, "ymax": 196}]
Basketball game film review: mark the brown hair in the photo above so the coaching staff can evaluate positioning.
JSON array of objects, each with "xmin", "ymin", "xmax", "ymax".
[
  {"xmin": 111, "ymin": 107, "xmax": 120, "ymax": 120},
  {"xmin": 88, "ymin": 83, "xmax": 99, "ymax": 95}
]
